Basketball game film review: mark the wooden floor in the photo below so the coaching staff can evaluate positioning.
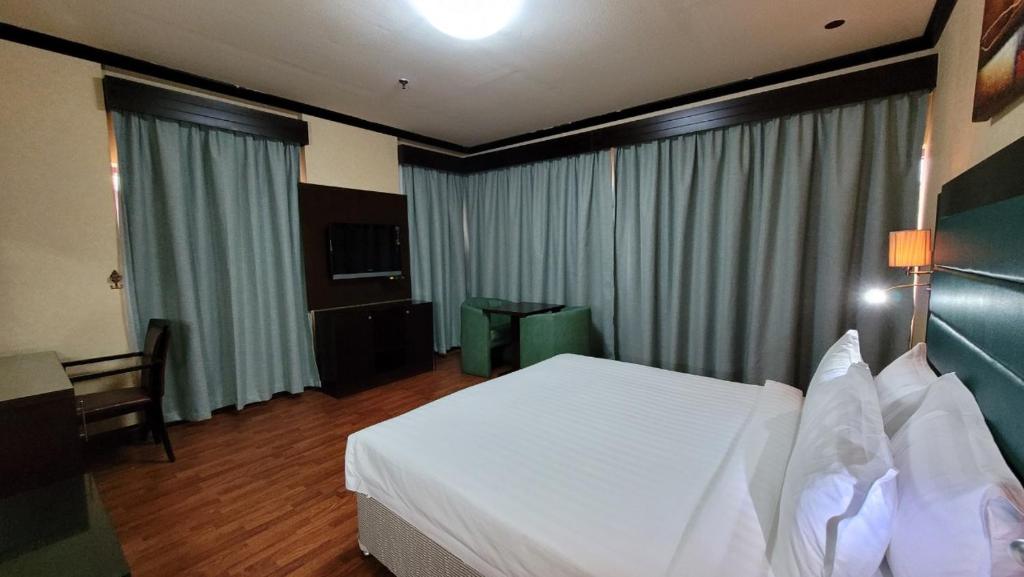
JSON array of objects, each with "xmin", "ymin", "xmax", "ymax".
[{"xmin": 89, "ymin": 353, "xmax": 485, "ymax": 577}]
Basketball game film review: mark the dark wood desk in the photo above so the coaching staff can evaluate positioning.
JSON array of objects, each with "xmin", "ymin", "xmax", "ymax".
[
  {"xmin": 480, "ymin": 302, "xmax": 564, "ymax": 371},
  {"xmin": 0, "ymin": 352, "xmax": 83, "ymax": 497}
]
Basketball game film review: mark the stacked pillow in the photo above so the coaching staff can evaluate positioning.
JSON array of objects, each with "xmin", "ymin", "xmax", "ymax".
[
  {"xmin": 807, "ymin": 329, "xmax": 864, "ymax": 388},
  {"xmin": 876, "ymin": 345, "xmax": 1024, "ymax": 577},
  {"xmin": 776, "ymin": 333, "xmax": 1024, "ymax": 577},
  {"xmin": 772, "ymin": 330, "xmax": 899, "ymax": 577},
  {"xmin": 873, "ymin": 343, "xmax": 936, "ymax": 437}
]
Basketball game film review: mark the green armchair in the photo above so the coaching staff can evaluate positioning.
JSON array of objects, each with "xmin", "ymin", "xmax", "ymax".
[
  {"xmin": 461, "ymin": 297, "xmax": 514, "ymax": 377},
  {"xmin": 519, "ymin": 306, "xmax": 592, "ymax": 368}
]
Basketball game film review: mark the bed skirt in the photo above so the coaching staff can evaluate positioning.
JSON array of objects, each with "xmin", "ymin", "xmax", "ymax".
[{"xmin": 357, "ymin": 493, "xmax": 485, "ymax": 577}]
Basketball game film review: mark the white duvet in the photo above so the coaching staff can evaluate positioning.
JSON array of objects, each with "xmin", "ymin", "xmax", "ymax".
[{"xmin": 346, "ymin": 354, "xmax": 802, "ymax": 577}]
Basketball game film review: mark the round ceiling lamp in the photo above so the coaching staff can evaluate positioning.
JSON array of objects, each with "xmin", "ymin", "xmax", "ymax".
[{"xmin": 410, "ymin": 0, "xmax": 523, "ymax": 40}]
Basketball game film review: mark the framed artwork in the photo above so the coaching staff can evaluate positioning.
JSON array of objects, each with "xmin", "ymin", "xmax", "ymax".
[{"xmin": 974, "ymin": 0, "xmax": 1024, "ymax": 121}]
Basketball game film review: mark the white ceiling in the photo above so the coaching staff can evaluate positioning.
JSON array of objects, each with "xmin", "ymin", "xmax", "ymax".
[{"xmin": 0, "ymin": 0, "xmax": 936, "ymax": 147}]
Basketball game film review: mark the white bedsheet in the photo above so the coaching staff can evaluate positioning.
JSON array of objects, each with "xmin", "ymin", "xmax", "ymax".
[{"xmin": 346, "ymin": 354, "xmax": 802, "ymax": 577}]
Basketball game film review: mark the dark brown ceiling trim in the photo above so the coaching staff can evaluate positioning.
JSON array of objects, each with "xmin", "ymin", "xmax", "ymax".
[
  {"xmin": 104, "ymin": 77, "xmax": 310, "ymax": 145},
  {"xmin": 0, "ymin": 22, "xmax": 468, "ymax": 152},
  {"xmin": 464, "ymin": 0, "xmax": 956, "ymax": 153},
  {"xmin": 924, "ymin": 0, "xmax": 958, "ymax": 46},
  {"xmin": 2, "ymin": 0, "xmax": 954, "ymax": 155},
  {"xmin": 463, "ymin": 37, "xmax": 928, "ymax": 154},
  {"xmin": 400, "ymin": 54, "xmax": 938, "ymax": 174},
  {"xmin": 397, "ymin": 146, "xmax": 466, "ymax": 173}
]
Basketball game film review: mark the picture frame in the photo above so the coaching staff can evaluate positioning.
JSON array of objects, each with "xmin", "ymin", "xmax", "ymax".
[{"xmin": 974, "ymin": 0, "xmax": 1024, "ymax": 121}]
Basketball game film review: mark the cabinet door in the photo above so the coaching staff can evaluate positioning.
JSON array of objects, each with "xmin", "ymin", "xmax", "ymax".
[
  {"xmin": 313, "ymin": 310, "xmax": 339, "ymax": 388},
  {"xmin": 405, "ymin": 303, "xmax": 434, "ymax": 372},
  {"xmin": 370, "ymin": 306, "xmax": 407, "ymax": 375},
  {"xmin": 314, "ymin": 308, "xmax": 372, "ymax": 396}
]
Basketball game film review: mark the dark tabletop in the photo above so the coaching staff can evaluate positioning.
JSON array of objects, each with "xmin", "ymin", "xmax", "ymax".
[
  {"xmin": 0, "ymin": 473, "xmax": 130, "ymax": 576},
  {"xmin": 480, "ymin": 302, "xmax": 565, "ymax": 317}
]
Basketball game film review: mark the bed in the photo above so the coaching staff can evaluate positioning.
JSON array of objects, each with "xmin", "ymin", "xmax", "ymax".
[
  {"xmin": 347, "ymin": 354, "xmax": 801, "ymax": 577},
  {"xmin": 346, "ymin": 134, "xmax": 1024, "ymax": 577}
]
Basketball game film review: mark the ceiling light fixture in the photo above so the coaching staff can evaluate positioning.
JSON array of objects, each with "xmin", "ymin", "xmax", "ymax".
[{"xmin": 410, "ymin": 0, "xmax": 523, "ymax": 40}]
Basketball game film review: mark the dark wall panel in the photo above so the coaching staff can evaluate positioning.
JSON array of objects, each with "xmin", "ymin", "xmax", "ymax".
[
  {"xmin": 298, "ymin": 183, "xmax": 411, "ymax": 310},
  {"xmin": 928, "ymin": 134, "xmax": 1024, "ymax": 480}
]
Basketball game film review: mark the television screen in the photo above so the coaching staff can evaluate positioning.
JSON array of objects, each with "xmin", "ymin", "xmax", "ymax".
[{"xmin": 328, "ymin": 223, "xmax": 402, "ymax": 280}]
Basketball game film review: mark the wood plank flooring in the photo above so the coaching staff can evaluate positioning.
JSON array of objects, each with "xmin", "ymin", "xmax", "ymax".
[{"xmin": 88, "ymin": 353, "xmax": 485, "ymax": 577}]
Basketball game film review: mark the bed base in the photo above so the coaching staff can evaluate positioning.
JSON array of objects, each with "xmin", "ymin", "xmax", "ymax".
[{"xmin": 357, "ymin": 493, "xmax": 484, "ymax": 577}]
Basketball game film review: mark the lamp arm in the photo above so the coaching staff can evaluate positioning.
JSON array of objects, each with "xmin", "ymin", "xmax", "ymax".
[{"xmin": 886, "ymin": 282, "xmax": 931, "ymax": 292}]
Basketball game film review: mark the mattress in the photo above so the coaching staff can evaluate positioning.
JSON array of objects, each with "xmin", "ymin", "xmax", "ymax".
[{"xmin": 346, "ymin": 354, "xmax": 803, "ymax": 577}]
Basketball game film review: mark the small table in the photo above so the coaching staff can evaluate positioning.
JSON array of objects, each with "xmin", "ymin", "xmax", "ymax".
[{"xmin": 480, "ymin": 302, "xmax": 565, "ymax": 372}]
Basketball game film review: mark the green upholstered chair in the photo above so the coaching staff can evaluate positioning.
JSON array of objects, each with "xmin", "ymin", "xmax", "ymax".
[
  {"xmin": 461, "ymin": 297, "xmax": 514, "ymax": 377},
  {"xmin": 519, "ymin": 306, "xmax": 592, "ymax": 368}
]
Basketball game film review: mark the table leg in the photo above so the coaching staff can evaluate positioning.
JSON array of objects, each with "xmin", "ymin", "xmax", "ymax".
[{"xmin": 509, "ymin": 316, "xmax": 521, "ymax": 371}]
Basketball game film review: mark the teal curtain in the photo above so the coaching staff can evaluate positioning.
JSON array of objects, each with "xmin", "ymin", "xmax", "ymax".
[
  {"xmin": 114, "ymin": 111, "xmax": 319, "ymax": 422},
  {"xmin": 465, "ymin": 152, "xmax": 616, "ymax": 355},
  {"xmin": 614, "ymin": 92, "xmax": 929, "ymax": 387},
  {"xmin": 403, "ymin": 165, "xmax": 467, "ymax": 353}
]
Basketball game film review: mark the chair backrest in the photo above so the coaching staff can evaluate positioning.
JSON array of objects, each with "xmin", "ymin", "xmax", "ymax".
[
  {"xmin": 519, "ymin": 306, "xmax": 592, "ymax": 368},
  {"xmin": 141, "ymin": 319, "xmax": 171, "ymax": 400}
]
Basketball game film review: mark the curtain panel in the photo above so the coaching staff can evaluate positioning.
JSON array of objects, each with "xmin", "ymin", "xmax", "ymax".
[
  {"xmin": 113, "ymin": 111, "xmax": 319, "ymax": 422},
  {"xmin": 464, "ymin": 152, "xmax": 617, "ymax": 356},
  {"xmin": 403, "ymin": 165, "xmax": 468, "ymax": 353},
  {"xmin": 613, "ymin": 91, "xmax": 929, "ymax": 387}
]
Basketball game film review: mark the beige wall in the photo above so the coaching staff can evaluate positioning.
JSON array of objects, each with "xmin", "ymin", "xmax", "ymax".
[
  {"xmin": 303, "ymin": 115, "xmax": 401, "ymax": 193},
  {"xmin": 0, "ymin": 39, "xmax": 128, "ymax": 360}
]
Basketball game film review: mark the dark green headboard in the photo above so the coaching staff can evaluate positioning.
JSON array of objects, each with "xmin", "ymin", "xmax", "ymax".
[{"xmin": 927, "ymin": 135, "xmax": 1024, "ymax": 479}]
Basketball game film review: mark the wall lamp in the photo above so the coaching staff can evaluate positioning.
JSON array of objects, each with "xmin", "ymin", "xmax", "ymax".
[{"xmin": 863, "ymin": 229, "xmax": 933, "ymax": 305}]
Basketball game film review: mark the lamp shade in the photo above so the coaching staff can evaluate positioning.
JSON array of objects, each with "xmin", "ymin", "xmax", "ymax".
[{"xmin": 888, "ymin": 229, "xmax": 932, "ymax": 268}]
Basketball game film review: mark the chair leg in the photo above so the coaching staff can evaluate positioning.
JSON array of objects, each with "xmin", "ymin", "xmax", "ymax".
[
  {"xmin": 150, "ymin": 406, "xmax": 175, "ymax": 462},
  {"xmin": 138, "ymin": 421, "xmax": 153, "ymax": 444},
  {"xmin": 144, "ymin": 408, "xmax": 160, "ymax": 444},
  {"xmin": 160, "ymin": 427, "xmax": 175, "ymax": 463}
]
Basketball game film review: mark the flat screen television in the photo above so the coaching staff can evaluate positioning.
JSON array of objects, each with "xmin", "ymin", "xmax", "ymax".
[{"xmin": 328, "ymin": 223, "xmax": 402, "ymax": 280}]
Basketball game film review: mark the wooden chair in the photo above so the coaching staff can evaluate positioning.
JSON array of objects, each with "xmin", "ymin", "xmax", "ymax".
[{"xmin": 63, "ymin": 319, "xmax": 175, "ymax": 462}]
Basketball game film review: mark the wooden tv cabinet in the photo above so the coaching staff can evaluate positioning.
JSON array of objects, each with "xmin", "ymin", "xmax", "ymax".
[{"xmin": 313, "ymin": 300, "xmax": 433, "ymax": 397}]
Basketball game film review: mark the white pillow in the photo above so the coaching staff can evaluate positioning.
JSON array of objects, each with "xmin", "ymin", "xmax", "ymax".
[
  {"xmin": 809, "ymin": 330, "xmax": 864, "ymax": 389},
  {"xmin": 887, "ymin": 373, "xmax": 1024, "ymax": 577},
  {"xmin": 874, "ymin": 343, "xmax": 939, "ymax": 436},
  {"xmin": 772, "ymin": 363, "xmax": 898, "ymax": 577}
]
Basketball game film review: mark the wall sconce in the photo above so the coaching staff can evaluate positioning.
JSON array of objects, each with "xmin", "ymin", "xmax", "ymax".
[
  {"xmin": 888, "ymin": 229, "xmax": 933, "ymax": 274},
  {"xmin": 865, "ymin": 229, "xmax": 934, "ymax": 348},
  {"xmin": 108, "ymin": 270, "xmax": 123, "ymax": 290},
  {"xmin": 863, "ymin": 229, "xmax": 933, "ymax": 305}
]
